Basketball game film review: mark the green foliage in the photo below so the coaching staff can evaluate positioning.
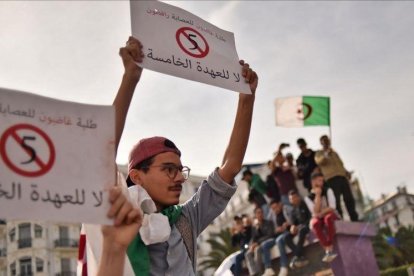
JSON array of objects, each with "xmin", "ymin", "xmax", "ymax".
[
  {"xmin": 394, "ymin": 226, "xmax": 414, "ymax": 264},
  {"xmin": 380, "ymin": 263, "xmax": 414, "ymax": 276},
  {"xmin": 198, "ymin": 228, "xmax": 239, "ymax": 272},
  {"xmin": 373, "ymin": 225, "xmax": 414, "ymax": 270}
]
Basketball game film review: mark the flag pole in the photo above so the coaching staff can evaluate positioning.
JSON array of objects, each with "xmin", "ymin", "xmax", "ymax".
[
  {"xmin": 329, "ymin": 125, "xmax": 332, "ymax": 144},
  {"xmin": 328, "ymin": 97, "xmax": 332, "ymax": 143}
]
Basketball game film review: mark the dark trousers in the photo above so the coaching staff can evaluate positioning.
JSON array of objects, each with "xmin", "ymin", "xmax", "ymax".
[
  {"xmin": 326, "ymin": 176, "xmax": 359, "ymax": 221},
  {"xmin": 231, "ymin": 249, "xmax": 246, "ymax": 276},
  {"xmin": 276, "ymin": 226, "xmax": 309, "ymax": 267},
  {"xmin": 294, "ymin": 225, "xmax": 310, "ymax": 257}
]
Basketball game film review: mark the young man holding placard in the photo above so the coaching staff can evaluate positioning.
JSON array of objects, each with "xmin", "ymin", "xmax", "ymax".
[{"xmin": 86, "ymin": 35, "xmax": 259, "ymax": 276}]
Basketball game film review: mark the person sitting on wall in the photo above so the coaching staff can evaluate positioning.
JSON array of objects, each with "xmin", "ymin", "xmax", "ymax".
[{"xmin": 304, "ymin": 172, "xmax": 340, "ymax": 263}]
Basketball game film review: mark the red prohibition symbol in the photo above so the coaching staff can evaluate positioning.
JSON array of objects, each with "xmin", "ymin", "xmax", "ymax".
[
  {"xmin": 0, "ymin": 124, "xmax": 55, "ymax": 177},
  {"xmin": 176, "ymin": 27, "xmax": 209, "ymax": 58}
]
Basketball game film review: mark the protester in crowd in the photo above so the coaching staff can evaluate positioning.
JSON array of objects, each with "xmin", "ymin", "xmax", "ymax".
[
  {"xmin": 86, "ymin": 36, "xmax": 259, "ymax": 276},
  {"xmin": 304, "ymin": 172, "xmax": 340, "ymax": 263},
  {"xmin": 296, "ymin": 138, "xmax": 318, "ymax": 193},
  {"xmin": 231, "ymin": 215, "xmax": 243, "ymax": 235},
  {"xmin": 243, "ymin": 169, "xmax": 268, "ymax": 196},
  {"xmin": 245, "ymin": 207, "xmax": 275, "ymax": 276},
  {"xmin": 267, "ymin": 200, "xmax": 287, "ymax": 230},
  {"xmin": 286, "ymin": 152, "xmax": 308, "ymax": 199},
  {"xmin": 231, "ymin": 215, "xmax": 253, "ymax": 276},
  {"xmin": 261, "ymin": 200, "xmax": 289, "ymax": 276},
  {"xmin": 242, "ymin": 213, "xmax": 253, "ymax": 227},
  {"xmin": 270, "ymin": 143, "xmax": 297, "ymax": 205},
  {"xmin": 315, "ymin": 135, "xmax": 359, "ymax": 221},
  {"xmin": 244, "ymin": 169, "xmax": 270, "ymax": 218},
  {"xmin": 285, "ymin": 153, "xmax": 295, "ymax": 172},
  {"xmin": 266, "ymin": 161, "xmax": 281, "ymax": 202},
  {"xmin": 279, "ymin": 190, "xmax": 311, "ymax": 273}
]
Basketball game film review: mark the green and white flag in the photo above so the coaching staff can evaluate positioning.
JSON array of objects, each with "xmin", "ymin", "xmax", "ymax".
[{"xmin": 275, "ymin": 96, "xmax": 330, "ymax": 127}]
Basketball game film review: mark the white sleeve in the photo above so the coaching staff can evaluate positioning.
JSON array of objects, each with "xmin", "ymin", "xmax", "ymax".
[
  {"xmin": 304, "ymin": 197, "xmax": 315, "ymax": 217},
  {"xmin": 327, "ymin": 188, "xmax": 336, "ymax": 209}
]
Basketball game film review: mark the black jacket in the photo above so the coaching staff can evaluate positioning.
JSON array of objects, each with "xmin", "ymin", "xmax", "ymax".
[
  {"xmin": 251, "ymin": 219, "xmax": 275, "ymax": 244},
  {"xmin": 285, "ymin": 201, "xmax": 311, "ymax": 226},
  {"xmin": 231, "ymin": 225, "xmax": 252, "ymax": 249}
]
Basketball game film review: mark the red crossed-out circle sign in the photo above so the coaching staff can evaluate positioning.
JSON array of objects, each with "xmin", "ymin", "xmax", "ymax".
[
  {"xmin": 176, "ymin": 27, "xmax": 209, "ymax": 58},
  {"xmin": 0, "ymin": 124, "xmax": 55, "ymax": 177}
]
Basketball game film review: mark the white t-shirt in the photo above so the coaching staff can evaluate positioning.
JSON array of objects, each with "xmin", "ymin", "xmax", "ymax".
[{"xmin": 304, "ymin": 188, "xmax": 336, "ymax": 217}]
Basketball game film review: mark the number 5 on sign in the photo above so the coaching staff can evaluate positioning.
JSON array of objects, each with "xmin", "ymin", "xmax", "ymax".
[
  {"xmin": 20, "ymin": 136, "xmax": 37, "ymax": 165},
  {"xmin": 0, "ymin": 124, "xmax": 55, "ymax": 177}
]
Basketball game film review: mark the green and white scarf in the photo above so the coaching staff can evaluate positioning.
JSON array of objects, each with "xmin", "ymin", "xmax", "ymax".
[{"xmin": 127, "ymin": 205, "xmax": 183, "ymax": 276}]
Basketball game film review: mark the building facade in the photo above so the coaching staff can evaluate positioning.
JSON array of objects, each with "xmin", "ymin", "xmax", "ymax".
[
  {"xmin": 0, "ymin": 219, "xmax": 79, "ymax": 276},
  {"xmin": 364, "ymin": 186, "xmax": 414, "ymax": 233}
]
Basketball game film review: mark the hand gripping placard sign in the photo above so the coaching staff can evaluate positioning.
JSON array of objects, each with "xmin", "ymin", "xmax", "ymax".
[
  {"xmin": 0, "ymin": 88, "xmax": 114, "ymax": 225},
  {"xmin": 130, "ymin": 1, "xmax": 250, "ymax": 94}
]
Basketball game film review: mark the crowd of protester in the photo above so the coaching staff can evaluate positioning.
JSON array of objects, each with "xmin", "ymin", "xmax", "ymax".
[{"xmin": 230, "ymin": 136, "xmax": 359, "ymax": 276}]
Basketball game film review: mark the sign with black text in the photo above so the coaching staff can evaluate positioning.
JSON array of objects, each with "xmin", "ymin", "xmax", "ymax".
[
  {"xmin": 130, "ymin": 0, "xmax": 251, "ymax": 94},
  {"xmin": 0, "ymin": 88, "xmax": 114, "ymax": 224}
]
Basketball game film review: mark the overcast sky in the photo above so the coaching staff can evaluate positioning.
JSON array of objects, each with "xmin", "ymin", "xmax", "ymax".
[{"xmin": 1, "ymin": 1, "xmax": 413, "ymax": 200}]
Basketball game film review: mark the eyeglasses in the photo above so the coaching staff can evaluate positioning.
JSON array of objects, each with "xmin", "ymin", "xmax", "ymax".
[{"xmin": 143, "ymin": 164, "xmax": 191, "ymax": 180}]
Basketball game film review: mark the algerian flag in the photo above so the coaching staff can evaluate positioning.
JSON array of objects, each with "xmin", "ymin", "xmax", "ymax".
[{"xmin": 275, "ymin": 96, "xmax": 330, "ymax": 127}]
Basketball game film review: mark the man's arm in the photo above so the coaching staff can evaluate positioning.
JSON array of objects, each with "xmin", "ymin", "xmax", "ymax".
[
  {"xmin": 97, "ymin": 186, "xmax": 142, "ymax": 276},
  {"xmin": 314, "ymin": 151, "xmax": 328, "ymax": 166},
  {"xmin": 97, "ymin": 38, "xmax": 144, "ymax": 276},
  {"xmin": 313, "ymin": 188, "xmax": 323, "ymax": 215},
  {"xmin": 313, "ymin": 187, "xmax": 334, "ymax": 217},
  {"xmin": 181, "ymin": 61, "xmax": 257, "ymax": 235},
  {"xmin": 113, "ymin": 36, "xmax": 144, "ymax": 153},
  {"xmin": 219, "ymin": 60, "xmax": 258, "ymax": 183},
  {"xmin": 304, "ymin": 196, "xmax": 316, "ymax": 217},
  {"xmin": 319, "ymin": 188, "xmax": 336, "ymax": 216}
]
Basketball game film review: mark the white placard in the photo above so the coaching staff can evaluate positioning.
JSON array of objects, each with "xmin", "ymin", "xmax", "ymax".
[
  {"xmin": 130, "ymin": 0, "xmax": 251, "ymax": 94},
  {"xmin": 0, "ymin": 88, "xmax": 114, "ymax": 225}
]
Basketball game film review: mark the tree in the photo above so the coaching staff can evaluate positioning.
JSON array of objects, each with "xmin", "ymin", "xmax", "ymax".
[
  {"xmin": 373, "ymin": 225, "xmax": 414, "ymax": 270},
  {"xmin": 394, "ymin": 225, "xmax": 414, "ymax": 264},
  {"xmin": 198, "ymin": 228, "xmax": 238, "ymax": 272}
]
